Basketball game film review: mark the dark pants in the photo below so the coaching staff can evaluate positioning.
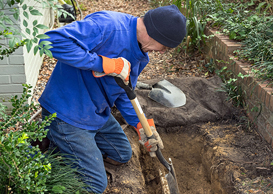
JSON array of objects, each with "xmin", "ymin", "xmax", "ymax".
[{"xmin": 42, "ymin": 108, "xmax": 132, "ymax": 193}]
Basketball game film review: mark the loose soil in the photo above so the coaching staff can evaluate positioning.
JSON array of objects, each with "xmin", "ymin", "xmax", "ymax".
[
  {"xmin": 105, "ymin": 78, "xmax": 273, "ymax": 194},
  {"xmin": 32, "ymin": 0, "xmax": 273, "ymax": 193}
]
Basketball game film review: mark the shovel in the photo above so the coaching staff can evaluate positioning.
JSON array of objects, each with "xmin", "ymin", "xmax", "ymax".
[
  {"xmin": 114, "ymin": 77, "xmax": 180, "ymax": 194},
  {"xmin": 136, "ymin": 80, "xmax": 186, "ymax": 108}
]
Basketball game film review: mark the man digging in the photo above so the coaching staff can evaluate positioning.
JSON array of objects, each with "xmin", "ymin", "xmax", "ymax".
[{"xmin": 39, "ymin": 5, "xmax": 186, "ymax": 193}]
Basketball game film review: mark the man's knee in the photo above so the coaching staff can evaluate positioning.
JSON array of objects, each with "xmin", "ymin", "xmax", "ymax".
[
  {"xmin": 121, "ymin": 148, "xmax": 132, "ymax": 163},
  {"xmin": 104, "ymin": 148, "xmax": 132, "ymax": 165},
  {"xmin": 86, "ymin": 172, "xmax": 108, "ymax": 193}
]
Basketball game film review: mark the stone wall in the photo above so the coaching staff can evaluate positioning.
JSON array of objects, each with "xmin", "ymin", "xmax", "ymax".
[{"xmin": 204, "ymin": 28, "xmax": 273, "ymax": 147}]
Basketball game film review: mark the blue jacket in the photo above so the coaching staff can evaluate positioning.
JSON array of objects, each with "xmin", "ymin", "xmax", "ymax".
[{"xmin": 39, "ymin": 11, "xmax": 149, "ymax": 130}]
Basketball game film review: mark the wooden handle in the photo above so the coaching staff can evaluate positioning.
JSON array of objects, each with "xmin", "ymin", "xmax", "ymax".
[{"xmin": 131, "ymin": 98, "xmax": 153, "ymax": 137}]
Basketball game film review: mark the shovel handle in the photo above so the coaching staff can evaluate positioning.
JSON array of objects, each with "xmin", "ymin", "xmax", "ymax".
[
  {"xmin": 130, "ymin": 99, "xmax": 153, "ymax": 137},
  {"xmin": 114, "ymin": 77, "xmax": 153, "ymax": 137},
  {"xmin": 114, "ymin": 77, "xmax": 177, "ymax": 182}
]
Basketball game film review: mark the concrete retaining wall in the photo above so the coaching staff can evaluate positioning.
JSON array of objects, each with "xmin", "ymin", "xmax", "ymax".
[{"xmin": 204, "ymin": 28, "xmax": 273, "ymax": 147}]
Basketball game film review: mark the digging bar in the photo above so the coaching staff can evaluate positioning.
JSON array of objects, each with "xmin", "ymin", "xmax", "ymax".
[{"xmin": 114, "ymin": 77, "xmax": 180, "ymax": 194}]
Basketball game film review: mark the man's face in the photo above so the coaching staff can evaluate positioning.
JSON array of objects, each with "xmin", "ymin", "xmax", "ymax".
[{"xmin": 141, "ymin": 37, "xmax": 168, "ymax": 54}]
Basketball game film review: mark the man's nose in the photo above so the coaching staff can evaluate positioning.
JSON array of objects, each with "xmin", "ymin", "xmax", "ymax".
[{"xmin": 159, "ymin": 48, "xmax": 166, "ymax": 54}]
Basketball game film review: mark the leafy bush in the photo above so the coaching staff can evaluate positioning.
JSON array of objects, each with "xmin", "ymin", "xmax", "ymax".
[{"xmin": 0, "ymin": 84, "xmax": 88, "ymax": 194}]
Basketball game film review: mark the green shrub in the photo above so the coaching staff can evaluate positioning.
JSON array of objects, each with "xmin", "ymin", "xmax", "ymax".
[{"xmin": 0, "ymin": 84, "xmax": 88, "ymax": 194}]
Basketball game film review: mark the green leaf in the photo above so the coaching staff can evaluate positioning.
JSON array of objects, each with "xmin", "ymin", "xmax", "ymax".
[
  {"xmin": 0, "ymin": 1, "xmax": 4, "ymax": 9},
  {"xmin": 13, "ymin": 12, "xmax": 19, "ymax": 20},
  {"xmin": 7, "ymin": 0, "xmax": 12, "ymax": 6},
  {"xmin": 30, "ymin": 9, "xmax": 43, "ymax": 16},
  {"xmin": 39, "ymin": 41, "xmax": 52, "ymax": 46},
  {"xmin": 26, "ymin": 39, "xmax": 33, "ymax": 53},
  {"xmin": 32, "ymin": 37, "xmax": 38, "ymax": 43},
  {"xmin": 22, "ymin": 4, "xmax": 27, "ymax": 10},
  {"xmin": 39, "ymin": 48, "xmax": 44, "ymax": 56},
  {"xmin": 34, "ymin": 45, "xmax": 39, "ymax": 55},
  {"xmin": 26, "ymin": 28, "xmax": 31, "ymax": 35},
  {"xmin": 33, "ymin": 20, "xmax": 38, "ymax": 26},
  {"xmin": 36, "ymin": 24, "xmax": 49, "ymax": 29},
  {"xmin": 229, "ymin": 31, "xmax": 236, "ymax": 39},
  {"xmin": 256, "ymin": 2, "xmax": 266, "ymax": 11},
  {"xmin": 28, "ymin": 6, "xmax": 34, "ymax": 11},
  {"xmin": 52, "ymin": 185, "xmax": 66, "ymax": 193},
  {"xmin": 23, "ymin": 19, "xmax": 28, "ymax": 27},
  {"xmin": 23, "ymin": 11, "xmax": 29, "ymax": 19},
  {"xmin": 43, "ymin": 45, "xmax": 53, "ymax": 50},
  {"xmin": 44, "ymin": 49, "xmax": 53, "ymax": 58},
  {"xmin": 36, "ymin": 34, "xmax": 50, "ymax": 39},
  {"xmin": 0, "ymin": 135, "xmax": 4, "ymax": 143},
  {"xmin": 33, "ymin": 27, "xmax": 38, "ymax": 34},
  {"xmin": 9, "ymin": 36, "xmax": 17, "ymax": 48}
]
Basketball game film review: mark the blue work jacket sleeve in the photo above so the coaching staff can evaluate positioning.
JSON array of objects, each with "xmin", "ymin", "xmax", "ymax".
[
  {"xmin": 40, "ymin": 18, "xmax": 103, "ymax": 72},
  {"xmin": 115, "ymin": 92, "xmax": 140, "ymax": 128}
]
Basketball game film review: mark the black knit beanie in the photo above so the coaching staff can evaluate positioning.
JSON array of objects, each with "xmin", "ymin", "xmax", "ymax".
[{"xmin": 143, "ymin": 5, "xmax": 187, "ymax": 48}]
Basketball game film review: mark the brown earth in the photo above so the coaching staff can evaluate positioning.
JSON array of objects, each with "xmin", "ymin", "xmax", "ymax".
[
  {"xmin": 106, "ymin": 77, "xmax": 273, "ymax": 194},
  {"xmin": 32, "ymin": 0, "xmax": 273, "ymax": 193}
]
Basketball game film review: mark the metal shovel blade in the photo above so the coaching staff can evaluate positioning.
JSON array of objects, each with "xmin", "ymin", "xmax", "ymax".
[
  {"xmin": 148, "ymin": 80, "xmax": 186, "ymax": 108},
  {"xmin": 156, "ymin": 150, "xmax": 180, "ymax": 194}
]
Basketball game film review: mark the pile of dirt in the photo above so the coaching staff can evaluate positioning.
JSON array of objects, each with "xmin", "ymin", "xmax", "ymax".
[{"xmin": 105, "ymin": 77, "xmax": 273, "ymax": 194}]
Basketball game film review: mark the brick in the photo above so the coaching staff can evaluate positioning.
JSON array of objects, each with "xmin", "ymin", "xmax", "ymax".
[
  {"xmin": 266, "ymin": 121, "xmax": 273, "ymax": 138},
  {"xmin": 257, "ymin": 125, "xmax": 271, "ymax": 144},
  {"xmin": 270, "ymin": 93, "xmax": 273, "ymax": 112},
  {"xmin": 11, "ymin": 75, "xmax": 26, "ymax": 84},
  {"xmin": 0, "ymin": 37, "xmax": 7, "ymax": 44},
  {"xmin": 233, "ymin": 62, "xmax": 238, "ymax": 75},
  {"xmin": 246, "ymin": 75, "xmax": 254, "ymax": 87},
  {"xmin": 261, "ymin": 105, "xmax": 271, "ymax": 120},
  {"xmin": 224, "ymin": 43, "xmax": 242, "ymax": 54},
  {"xmin": 0, "ymin": 84, "xmax": 23, "ymax": 94},
  {"xmin": 13, "ymin": 47, "xmax": 24, "ymax": 55},
  {"xmin": 257, "ymin": 83, "xmax": 267, "ymax": 100},
  {"xmin": 9, "ymin": 55, "xmax": 25, "ymax": 65},
  {"xmin": 264, "ymin": 88, "xmax": 273, "ymax": 109},
  {"xmin": 0, "ymin": 75, "xmax": 10, "ymax": 84},
  {"xmin": 268, "ymin": 114, "xmax": 273, "ymax": 126},
  {"xmin": 252, "ymin": 82, "xmax": 259, "ymax": 99},
  {"xmin": 257, "ymin": 114, "xmax": 267, "ymax": 133},
  {"xmin": 0, "ymin": 57, "xmax": 9, "ymax": 65},
  {"xmin": 216, "ymin": 34, "xmax": 230, "ymax": 42},
  {"xmin": 0, "ymin": 93, "xmax": 22, "ymax": 101},
  {"xmin": 260, "ymin": 88, "xmax": 267, "ymax": 104},
  {"xmin": 0, "ymin": 65, "xmax": 25, "ymax": 75}
]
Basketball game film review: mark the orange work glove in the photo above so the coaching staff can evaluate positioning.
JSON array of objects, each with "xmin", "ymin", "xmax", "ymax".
[
  {"xmin": 93, "ymin": 56, "xmax": 131, "ymax": 84},
  {"xmin": 135, "ymin": 119, "xmax": 164, "ymax": 157}
]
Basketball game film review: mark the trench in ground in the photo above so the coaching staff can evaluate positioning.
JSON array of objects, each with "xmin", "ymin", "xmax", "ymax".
[
  {"xmin": 105, "ymin": 76, "xmax": 273, "ymax": 194},
  {"xmin": 104, "ymin": 119, "xmax": 273, "ymax": 194},
  {"xmin": 140, "ymin": 123, "xmax": 227, "ymax": 194}
]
